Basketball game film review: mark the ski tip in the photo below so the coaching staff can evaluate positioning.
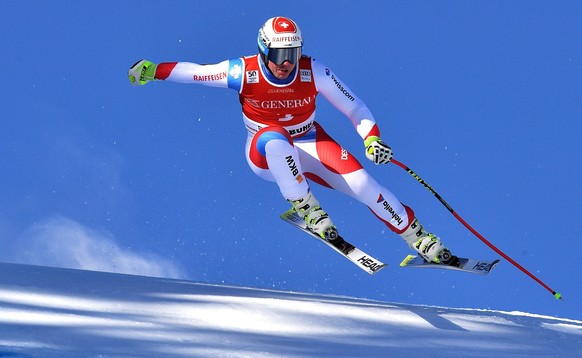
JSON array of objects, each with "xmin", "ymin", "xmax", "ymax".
[
  {"xmin": 553, "ymin": 292, "xmax": 563, "ymax": 300},
  {"xmin": 368, "ymin": 264, "xmax": 388, "ymax": 275},
  {"xmin": 490, "ymin": 259, "xmax": 501, "ymax": 271},
  {"xmin": 280, "ymin": 208, "xmax": 295, "ymax": 219},
  {"xmin": 400, "ymin": 255, "xmax": 417, "ymax": 267}
]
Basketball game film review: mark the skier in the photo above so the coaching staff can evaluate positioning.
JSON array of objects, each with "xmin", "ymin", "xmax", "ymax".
[{"xmin": 128, "ymin": 16, "xmax": 456, "ymax": 265}]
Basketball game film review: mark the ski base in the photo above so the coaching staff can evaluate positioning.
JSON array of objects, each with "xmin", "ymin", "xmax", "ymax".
[
  {"xmin": 400, "ymin": 255, "xmax": 500, "ymax": 275},
  {"xmin": 280, "ymin": 208, "xmax": 386, "ymax": 275}
]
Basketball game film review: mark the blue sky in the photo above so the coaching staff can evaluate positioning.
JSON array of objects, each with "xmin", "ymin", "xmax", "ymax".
[{"xmin": 1, "ymin": 1, "xmax": 580, "ymax": 320}]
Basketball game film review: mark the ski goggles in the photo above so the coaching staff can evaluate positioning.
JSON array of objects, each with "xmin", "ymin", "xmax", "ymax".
[{"xmin": 267, "ymin": 47, "xmax": 302, "ymax": 65}]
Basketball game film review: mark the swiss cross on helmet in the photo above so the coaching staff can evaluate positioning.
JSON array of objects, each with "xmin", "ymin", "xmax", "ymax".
[{"xmin": 257, "ymin": 17, "xmax": 303, "ymax": 66}]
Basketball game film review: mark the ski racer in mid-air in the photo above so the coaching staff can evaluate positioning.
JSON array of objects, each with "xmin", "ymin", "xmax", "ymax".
[{"xmin": 128, "ymin": 16, "xmax": 457, "ymax": 265}]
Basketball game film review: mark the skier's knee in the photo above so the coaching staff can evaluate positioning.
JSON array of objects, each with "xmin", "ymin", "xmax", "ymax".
[{"xmin": 254, "ymin": 126, "xmax": 293, "ymax": 155}]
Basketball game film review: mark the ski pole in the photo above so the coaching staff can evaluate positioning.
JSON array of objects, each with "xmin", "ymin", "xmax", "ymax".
[{"xmin": 391, "ymin": 159, "xmax": 562, "ymax": 300}]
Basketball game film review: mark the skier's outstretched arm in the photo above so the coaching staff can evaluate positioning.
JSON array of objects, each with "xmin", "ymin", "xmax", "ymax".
[{"xmin": 128, "ymin": 59, "xmax": 236, "ymax": 89}]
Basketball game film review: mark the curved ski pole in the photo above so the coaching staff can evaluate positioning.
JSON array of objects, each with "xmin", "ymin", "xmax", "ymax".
[{"xmin": 391, "ymin": 159, "xmax": 562, "ymax": 300}]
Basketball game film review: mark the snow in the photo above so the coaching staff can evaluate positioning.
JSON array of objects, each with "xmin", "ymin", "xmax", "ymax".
[{"xmin": 0, "ymin": 262, "xmax": 580, "ymax": 357}]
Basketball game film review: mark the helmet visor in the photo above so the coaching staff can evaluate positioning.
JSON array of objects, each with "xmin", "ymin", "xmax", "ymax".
[{"xmin": 267, "ymin": 47, "xmax": 301, "ymax": 65}]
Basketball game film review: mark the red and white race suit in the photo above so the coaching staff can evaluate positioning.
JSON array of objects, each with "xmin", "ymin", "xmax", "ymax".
[{"xmin": 153, "ymin": 55, "xmax": 413, "ymax": 233}]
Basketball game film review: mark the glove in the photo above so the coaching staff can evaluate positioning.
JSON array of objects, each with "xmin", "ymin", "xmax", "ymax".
[
  {"xmin": 128, "ymin": 59, "xmax": 157, "ymax": 86},
  {"xmin": 364, "ymin": 136, "xmax": 393, "ymax": 165}
]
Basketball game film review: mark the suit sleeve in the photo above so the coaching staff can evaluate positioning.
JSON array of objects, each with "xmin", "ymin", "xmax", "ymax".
[
  {"xmin": 311, "ymin": 58, "xmax": 381, "ymax": 140},
  {"xmin": 154, "ymin": 58, "xmax": 245, "ymax": 91}
]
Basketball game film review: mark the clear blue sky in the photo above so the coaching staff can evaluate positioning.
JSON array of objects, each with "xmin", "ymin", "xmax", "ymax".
[{"xmin": 1, "ymin": 1, "xmax": 580, "ymax": 319}]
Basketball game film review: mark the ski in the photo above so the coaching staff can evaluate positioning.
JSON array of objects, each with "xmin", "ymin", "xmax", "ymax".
[
  {"xmin": 400, "ymin": 255, "xmax": 500, "ymax": 275},
  {"xmin": 280, "ymin": 208, "xmax": 386, "ymax": 275}
]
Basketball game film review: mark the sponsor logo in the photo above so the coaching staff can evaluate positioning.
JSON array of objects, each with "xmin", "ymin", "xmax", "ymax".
[
  {"xmin": 267, "ymin": 88, "xmax": 295, "ymax": 93},
  {"xmin": 341, "ymin": 148, "xmax": 349, "ymax": 160},
  {"xmin": 300, "ymin": 69, "xmax": 312, "ymax": 82},
  {"xmin": 377, "ymin": 194, "xmax": 404, "ymax": 226},
  {"xmin": 357, "ymin": 256, "xmax": 382, "ymax": 272},
  {"xmin": 472, "ymin": 262, "xmax": 492, "ymax": 271},
  {"xmin": 288, "ymin": 122, "xmax": 312, "ymax": 136},
  {"xmin": 246, "ymin": 70, "xmax": 259, "ymax": 84},
  {"xmin": 286, "ymin": 155, "xmax": 299, "ymax": 176},
  {"xmin": 285, "ymin": 155, "xmax": 304, "ymax": 183},
  {"xmin": 139, "ymin": 66, "xmax": 148, "ymax": 82},
  {"xmin": 193, "ymin": 71, "xmax": 227, "ymax": 82},
  {"xmin": 244, "ymin": 98, "xmax": 261, "ymax": 108},
  {"xmin": 331, "ymin": 74, "xmax": 355, "ymax": 101},
  {"xmin": 259, "ymin": 96, "xmax": 314, "ymax": 109},
  {"xmin": 272, "ymin": 35, "xmax": 301, "ymax": 43},
  {"xmin": 229, "ymin": 64, "xmax": 242, "ymax": 80}
]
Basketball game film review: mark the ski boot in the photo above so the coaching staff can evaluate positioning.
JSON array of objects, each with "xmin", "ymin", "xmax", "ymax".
[
  {"xmin": 400, "ymin": 217, "xmax": 459, "ymax": 266},
  {"xmin": 290, "ymin": 191, "xmax": 338, "ymax": 241}
]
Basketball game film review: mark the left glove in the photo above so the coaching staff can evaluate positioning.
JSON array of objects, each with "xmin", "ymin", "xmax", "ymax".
[
  {"xmin": 128, "ymin": 59, "xmax": 157, "ymax": 86},
  {"xmin": 364, "ymin": 136, "xmax": 393, "ymax": 165}
]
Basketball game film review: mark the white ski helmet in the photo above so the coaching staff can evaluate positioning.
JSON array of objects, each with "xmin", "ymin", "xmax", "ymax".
[{"xmin": 257, "ymin": 16, "xmax": 303, "ymax": 66}]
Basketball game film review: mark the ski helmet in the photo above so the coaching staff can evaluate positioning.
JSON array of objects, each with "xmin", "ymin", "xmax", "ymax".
[{"xmin": 257, "ymin": 17, "xmax": 303, "ymax": 66}]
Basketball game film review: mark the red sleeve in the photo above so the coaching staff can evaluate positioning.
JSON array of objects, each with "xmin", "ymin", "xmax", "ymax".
[
  {"xmin": 155, "ymin": 62, "xmax": 178, "ymax": 80},
  {"xmin": 364, "ymin": 124, "xmax": 381, "ymax": 140}
]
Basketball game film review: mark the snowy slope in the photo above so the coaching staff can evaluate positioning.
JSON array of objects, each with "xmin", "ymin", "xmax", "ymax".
[{"xmin": 0, "ymin": 262, "xmax": 580, "ymax": 358}]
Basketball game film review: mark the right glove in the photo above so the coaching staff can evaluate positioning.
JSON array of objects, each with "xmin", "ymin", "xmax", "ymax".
[
  {"xmin": 364, "ymin": 136, "xmax": 393, "ymax": 165},
  {"xmin": 128, "ymin": 59, "xmax": 157, "ymax": 86}
]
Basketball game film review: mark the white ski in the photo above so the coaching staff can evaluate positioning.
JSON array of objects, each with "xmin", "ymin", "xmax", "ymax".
[
  {"xmin": 280, "ymin": 208, "xmax": 386, "ymax": 275},
  {"xmin": 400, "ymin": 255, "xmax": 500, "ymax": 275}
]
